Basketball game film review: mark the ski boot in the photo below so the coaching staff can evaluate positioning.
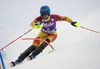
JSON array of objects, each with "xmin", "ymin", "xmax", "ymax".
[
  {"xmin": 27, "ymin": 52, "xmax": 36, "ymax": 60},
  {"xmin": 10, "ymin": 60, "xmax": 20, "ymax": 67},
  {"xmin": 10, "ymin": 45, "xmax": 36, "ymax": 67}
]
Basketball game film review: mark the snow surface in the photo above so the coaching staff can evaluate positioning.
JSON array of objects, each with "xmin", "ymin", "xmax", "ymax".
[
  {"xmin": 0, "ymin": 0, "xmax": 100, "ymax": 69},
  {"xmin": 8, "ymin": 34, "xmax": 100, "ymax": 69}
]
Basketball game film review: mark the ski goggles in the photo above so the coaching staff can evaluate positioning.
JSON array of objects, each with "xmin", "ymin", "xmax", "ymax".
[{"xmin": 41, "ymin": 12, "xmax": 50, "ymax": 17}]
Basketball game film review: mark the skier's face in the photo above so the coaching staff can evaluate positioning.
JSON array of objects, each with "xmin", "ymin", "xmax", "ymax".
[{"xmin": 42, "ymin": 13, "xmax": 50, "ymax": 21}]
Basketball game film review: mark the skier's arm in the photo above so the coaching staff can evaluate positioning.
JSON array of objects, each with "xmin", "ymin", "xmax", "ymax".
[
  {"xmin": 30, "ymin": 16, "xmax": 41, "ymax": 27},
  {"xmin": 30, "ymin": 16, "xmax": 43, "ymax": 28},
  {"xmin": 55, "ymin": 15, "xmax": 80, "ymax": 27},
  {"xmin": 55, "ymin": 15, "xmax": 73, "ymax": 23},
  {"xmin": 30, "ymin": 20, "xmax": 36, "ymax": 27}
]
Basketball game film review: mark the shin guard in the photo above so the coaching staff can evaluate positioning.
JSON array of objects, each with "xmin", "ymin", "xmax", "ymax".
[
  {"xmin": 33, "ymin": 38, "xmax": 50, "ymax": 56},
  {"xmin": 16, "ymin": 45, "xmax": 36, "ymax": 63}
]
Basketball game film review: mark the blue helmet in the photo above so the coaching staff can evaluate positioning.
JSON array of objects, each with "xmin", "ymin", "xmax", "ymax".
[{"xmin": 40, "ymin": 5, "xmax": 50, "ymax": 15}]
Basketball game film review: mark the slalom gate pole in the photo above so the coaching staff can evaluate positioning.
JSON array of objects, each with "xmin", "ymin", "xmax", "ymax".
[
  {"xmin": 0, "ymin": 28, "xmax": 34, "ymax": 51},
  {"xmin": 80, "ymin": 26, "xmax": 99, "ymax": 34},
  {"xmin": 22, "ymin": 38, "xmax": 55, "ymax": 51},
  {"xmin": 0, "ymin": 50, "xmax": 5, "ymax": 69}
]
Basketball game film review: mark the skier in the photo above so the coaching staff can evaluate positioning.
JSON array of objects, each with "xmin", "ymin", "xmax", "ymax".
[{"xmin": 11, "ymin": 5, "xmax": 80, "ymax": 66}]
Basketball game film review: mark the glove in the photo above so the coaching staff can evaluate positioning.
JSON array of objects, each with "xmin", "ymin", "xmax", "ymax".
[
  {"xmin": 34, "ymin": 21, "xmax": 43, "ymax": 29},
  {"xmin": 71, "ymin": 22, "xmax": 80, "ymax": 27},
  {"xmin": 35, "ymin": 21, "xmax": 42, "ymax": 26}
]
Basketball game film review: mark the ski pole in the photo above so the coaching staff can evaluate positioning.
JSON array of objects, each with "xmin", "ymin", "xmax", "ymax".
[
  {"xmin": 80, "ymin": 26, "xmax": 99, "ymax": 34},
  {"xmin": 0, "ymin": 28, "xmax": 34, "ymax": 50}
]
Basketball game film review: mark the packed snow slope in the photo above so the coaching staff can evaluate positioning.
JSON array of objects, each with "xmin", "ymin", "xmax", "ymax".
[{"xmin": 8, "ymin": 34, "xmax": 100, "ymax": 69}]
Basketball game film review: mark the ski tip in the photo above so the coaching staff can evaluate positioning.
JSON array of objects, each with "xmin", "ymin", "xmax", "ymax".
[{"xmin": 10, "ymin": 61, "xmax": 16, "ymax": 67}]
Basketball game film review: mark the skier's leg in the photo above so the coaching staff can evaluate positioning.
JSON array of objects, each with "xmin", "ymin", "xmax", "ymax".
[
  {"xmin": 29, "ymin": 38, "xmax": 50, "ymax": 59},
  {"xmin": 47, "ymin": 34, "xmax": 57, "ymax": 42},
  {"xmin": 15, "ymin": 45, "xmax": 36, "ymax": 63},
  {"xmin": 20, "ymin": 31, "xmax": 48, "ymax": 60},
  {"xmin": 34, "ymin": 38, "xmax": 50, "ymax": 55},
  {"xmin": 32, "ymin": 31, "xmax": 48, "ymax": 46},
  {"xmin": 11, "ymin": 31, "xmax": 49, "ymax": 66},
  {"xmin": 26, "ymin": 31, "xmax": 48, "ymax": 60},
  {"xmin": 29, "ymin": 34, "xmax": 57, "ymax": 60}
]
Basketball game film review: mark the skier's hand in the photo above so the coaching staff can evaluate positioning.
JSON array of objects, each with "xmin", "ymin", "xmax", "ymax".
[
  {"xmin": 34, "ymin": 24, "xmax": 43, "ymax": 29},
  {"xmin": 71, "ymin": 22, "xmax": 80, "ymax": 27},
  {"xmin": 35, "ymin": 21, "xmax": 42, "ymax": 26},
  {"xmin": 34, "ymin": 22, "xmax": 43, "ymax": 29}
]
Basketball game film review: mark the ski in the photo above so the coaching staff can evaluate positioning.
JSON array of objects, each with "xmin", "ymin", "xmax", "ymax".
[{"xmin": 10, "ymin": 61, "xmax": 16, "ymax": 67}]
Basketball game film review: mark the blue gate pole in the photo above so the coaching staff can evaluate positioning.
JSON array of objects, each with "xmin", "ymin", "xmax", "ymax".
[{"xmin": 0, "ymin": 50, "xmax": 5, "ymax": 69}]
